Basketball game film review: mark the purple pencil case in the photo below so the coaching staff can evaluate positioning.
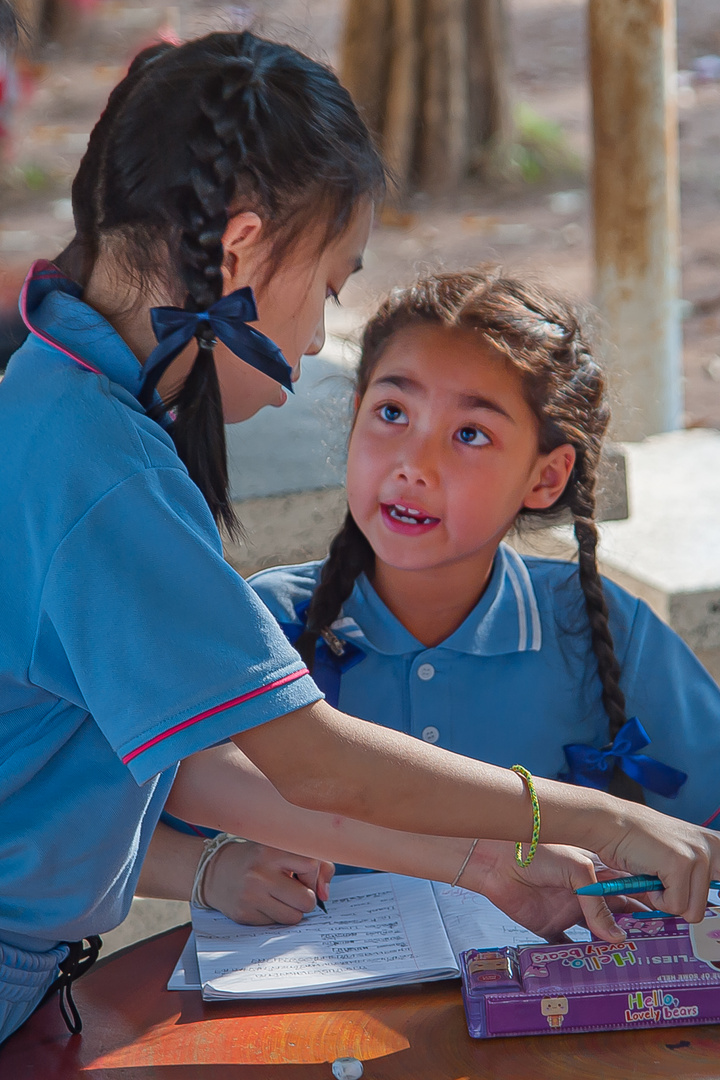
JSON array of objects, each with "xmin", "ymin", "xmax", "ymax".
[{"xmin": 460, "ymin": 908, "xmax": 720, "ymax": 1038}]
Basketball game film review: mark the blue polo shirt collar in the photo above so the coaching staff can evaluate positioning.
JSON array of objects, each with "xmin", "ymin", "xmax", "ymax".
[
  {"xmin": 19, "ymin": 260, "xmax": 147, "ymax": 400},
  {"xmin": 333, "ymin": 543, "xmax": 543, "ymax": 658}
]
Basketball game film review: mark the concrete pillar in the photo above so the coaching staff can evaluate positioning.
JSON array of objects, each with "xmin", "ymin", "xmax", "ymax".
[{"xmin": 589, "ymin": 0, "xmax": 682, "ymax": 440}]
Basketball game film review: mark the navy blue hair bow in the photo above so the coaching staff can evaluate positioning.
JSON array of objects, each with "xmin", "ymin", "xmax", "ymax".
[
  {"xmin": 138, "ymin": 286, "xmax": 293, "ymax": 408},
  {"xmin": 563, "ymin": 717, "xmax": 687, "ymax": 799}
]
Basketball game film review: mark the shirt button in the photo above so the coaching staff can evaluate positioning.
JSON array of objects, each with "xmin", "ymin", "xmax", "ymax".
[
  {"xmin": 417, "ymin": 663, "xmax": 435, "ymax": 681},
  {"xmin": 421, "ymin": 725, "xmax": 440, "ymax": 744}
]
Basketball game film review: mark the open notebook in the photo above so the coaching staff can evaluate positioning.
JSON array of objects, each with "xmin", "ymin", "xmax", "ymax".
[{"xmin": 168, "ymin": 872, "xmax": 590, "ymax": 1000}]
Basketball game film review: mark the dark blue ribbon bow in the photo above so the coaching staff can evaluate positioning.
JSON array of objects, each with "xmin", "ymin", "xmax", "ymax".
[
  {"xmin": 563, "ymin": 716, "xmax": 687, "ymax": 798},
  {"xmin": 138, "ymin": 286, "xmax": 293, "ymax": 407},
  {"xmin": 280, "ymin": 604, "xmax": 366, "ymax": 710}
]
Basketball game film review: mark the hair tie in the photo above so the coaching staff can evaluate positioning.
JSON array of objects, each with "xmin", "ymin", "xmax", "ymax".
[
  {"xmin": 138, "ymin": 285, "xmax": 293, "ymax": 408},
  {"xmin": 194, "ymin": 321, "xmax": 218, "ymax": 351}
]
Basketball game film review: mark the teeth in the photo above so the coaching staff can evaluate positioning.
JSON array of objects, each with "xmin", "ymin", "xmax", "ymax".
[{"xmin": 389, "ymin": 505, "xmax": 435, "ymax": 525}]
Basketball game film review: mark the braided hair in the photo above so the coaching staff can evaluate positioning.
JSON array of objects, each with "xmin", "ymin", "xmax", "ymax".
[
  {"xmin": 54, "ymin": 32, "xmax": 385, "ymax": 537},
  {"xmin": 296, "ymin": 269, "xmax": 643, "ymax": 804}
]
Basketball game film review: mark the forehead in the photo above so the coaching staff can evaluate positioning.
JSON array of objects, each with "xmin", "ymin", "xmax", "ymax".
[{"xmin": 367, "ymin": 324, "xmax": 526, "ymax": 398}]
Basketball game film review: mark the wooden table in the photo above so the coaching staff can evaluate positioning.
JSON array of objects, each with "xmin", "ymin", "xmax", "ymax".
[{"xmin": 4, "ymin": 924, "xmax": 720, "ymax": 1079}]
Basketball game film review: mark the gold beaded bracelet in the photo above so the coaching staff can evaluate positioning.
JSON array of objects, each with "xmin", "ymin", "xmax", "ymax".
[{"xmin": 511, "ymin": 764, "xmax": 541, "ymax": 868}]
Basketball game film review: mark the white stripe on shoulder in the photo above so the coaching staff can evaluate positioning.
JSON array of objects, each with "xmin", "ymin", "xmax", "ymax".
[
  {"xmin": 504, "ymin": 546, "xmax": 542, "ymax": 651},
  {"xmin": 504, "ymin": 558, "xmax": 527, "ymax": 652}
]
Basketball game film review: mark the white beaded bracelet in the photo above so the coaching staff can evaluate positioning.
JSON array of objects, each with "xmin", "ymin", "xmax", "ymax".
[{"xmin": 191, "ymin": 833, "xmax": 247, "ymax": 909}]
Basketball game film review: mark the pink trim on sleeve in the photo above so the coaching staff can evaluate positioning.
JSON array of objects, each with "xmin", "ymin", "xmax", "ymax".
[
  {"xmin": 121, "ymin": 668, "xmax": 311, "ymax": 765},
  {"xmin": 703, "ymin": 805, "xmax": 720, "ymax": 828}
]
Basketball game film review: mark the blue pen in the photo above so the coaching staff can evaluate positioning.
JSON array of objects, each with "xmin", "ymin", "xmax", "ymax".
[
  {"xmin": 630, "ymin": 911, "xmax": 675, "ymax": 919},
  {"xmin": 576, "ymin": 875, "xmax": 720, "ymax": 896}
]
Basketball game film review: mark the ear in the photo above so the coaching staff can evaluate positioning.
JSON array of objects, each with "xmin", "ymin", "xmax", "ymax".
[
  {"xmin": 221, "ymin": 211, "xmax": 264, "ymax": 293},
  {"xmin": 522, "ymin": 444, "xmax": 576, "ymax": 511}
]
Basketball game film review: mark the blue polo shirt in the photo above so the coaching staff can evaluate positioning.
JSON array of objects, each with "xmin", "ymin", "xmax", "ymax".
[
  {"xmin": 250, "ymin": 545, "xmax": 720, "ymax": 828},
  {"xmin": 0, "ymin": 262, "xmax": 321, "ymax": 948}
]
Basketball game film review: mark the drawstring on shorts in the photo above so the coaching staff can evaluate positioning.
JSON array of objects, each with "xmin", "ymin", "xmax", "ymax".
[{"xmin": 42, "ymin": 935, "xmax": 102, "ymax": 1034}]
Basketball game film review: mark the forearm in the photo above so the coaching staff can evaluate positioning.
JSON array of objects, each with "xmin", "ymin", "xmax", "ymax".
[
  {"xmin": 167, "ymin": 742, "xmax": 483, "ymax": 881},
  {"xmin": 136, "ymin": 820, "xmax": 204, "ymax": 901},
  {"xmin": 233, "ymin": 700, "xmax": 627, "ymax": 851},
  {"xmin": 167, "ymin": 736, "xmax": 720, "ymax": 924}
]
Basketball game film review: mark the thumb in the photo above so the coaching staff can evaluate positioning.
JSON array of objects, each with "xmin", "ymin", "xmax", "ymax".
[{"xmin": 578, "ymin": 894, "xmax": 626, "ymax": 942}]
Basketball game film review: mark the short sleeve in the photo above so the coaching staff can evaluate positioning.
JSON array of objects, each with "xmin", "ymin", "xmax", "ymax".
[
  {"xmin": 30, "ymin": 467, "xmax": 323, "ymax": 784},
  {"xmin": 619, "ymin": 597, "xmax": 720, "ymax": 826}
]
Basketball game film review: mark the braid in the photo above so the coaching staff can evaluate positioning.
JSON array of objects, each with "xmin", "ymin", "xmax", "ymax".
[
  {"xmin": 295, "ymin": 511, "xmax": 374, "ymax": 671},
  {"xmin": 162, "ymin": 65, "xmax": 263, "ymax": 538},
  {"xmin": 568, "ymin": 467, "xmax": 645, "ymax": 804}
]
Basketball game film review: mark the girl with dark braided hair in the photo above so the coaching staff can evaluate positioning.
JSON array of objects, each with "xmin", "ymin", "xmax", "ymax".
[{"xmin": 2, "ymin": 23, "xmax": 720, "ymax": 1042}]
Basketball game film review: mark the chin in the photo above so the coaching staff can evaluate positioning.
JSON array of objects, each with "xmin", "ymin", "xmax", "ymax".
[{"xmin": 225, "ymin": 395, "xmax": 280, "ymax": 423}]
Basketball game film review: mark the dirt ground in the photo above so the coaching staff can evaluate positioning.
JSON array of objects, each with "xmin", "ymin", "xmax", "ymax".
[{"xmin": 2, "ymin": 0, "xmax": 720, "ymax": 428}]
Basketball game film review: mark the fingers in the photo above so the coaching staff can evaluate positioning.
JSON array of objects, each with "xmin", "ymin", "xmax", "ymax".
[
  {"xmin": 606, "ymin": 893, "xmax": 650, "ymax": 915},
  {"xmin": 577, "ymin": 894, "xmax": 626, "ymax": 942},
  {"xmin": 239, "ymin": 895, "xmax": 311, "ymax": 926},
  {"xmin": 203, "ymin": 842, "xmax": 328, "ymax": 925},
  {"xmin": 316, "ymin": 860, "xmax": 335, "ymax": 903}
]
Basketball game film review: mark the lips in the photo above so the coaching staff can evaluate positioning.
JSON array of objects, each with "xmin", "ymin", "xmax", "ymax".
[{"xmin": 380, "ymin": 502, "xmax": 440, "ymax": 534}]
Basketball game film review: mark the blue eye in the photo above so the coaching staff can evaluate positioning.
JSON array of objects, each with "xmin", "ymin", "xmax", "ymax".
[
  {"xmin": 457, "ymin": 426, "xmax": 490, "ymax": 446},
  {"xmin": 380, "ymin": 404, "xmax": 406, "ymax": 423}
]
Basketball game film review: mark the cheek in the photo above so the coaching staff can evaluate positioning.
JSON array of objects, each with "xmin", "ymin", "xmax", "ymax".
[
  {"xmin": 216, "ymin": 350, "xmax": 282, "ymax": 422},
  {"xmin": 345, "ymin": 437, "xmax": 377, "ymax": 513}
]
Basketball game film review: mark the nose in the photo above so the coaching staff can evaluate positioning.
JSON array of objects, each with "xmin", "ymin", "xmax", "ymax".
[{"xmin": 394, "ymin": 432, "xmax": 438, "ymax": 487}]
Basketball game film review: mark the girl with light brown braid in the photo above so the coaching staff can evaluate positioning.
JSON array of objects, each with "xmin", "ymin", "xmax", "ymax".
[
  {"xmin": 247, "ymin": 269, "xmax": 720, "ymax": 857},
  {"xmin": 290, "ymin": 270, "xmax": 649, "ymax": 803}
]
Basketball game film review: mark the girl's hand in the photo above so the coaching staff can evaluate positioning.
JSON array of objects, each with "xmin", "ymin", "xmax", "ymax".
[
  {"xmin": 462, "ymin": 841, "xmax": 645, "ymax": 942},
  {"xmin": 201, "ymin": 840, "xmax": 335, "ymax": 925},
  {"xmin": 585, "ymin": 801, "xmax": 720, "ymax": 924}
]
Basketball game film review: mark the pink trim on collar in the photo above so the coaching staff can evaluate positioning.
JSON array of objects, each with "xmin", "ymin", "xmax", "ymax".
[
  {"xmin": 20, "ymin": 259, "xmax": 102, "ymax": 375},
  {"xmin": 121, "ymin": 668, "xmax": 310, "ymax": 766}
]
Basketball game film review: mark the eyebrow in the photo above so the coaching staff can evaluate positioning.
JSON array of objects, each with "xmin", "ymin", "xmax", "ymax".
[
  {"xmin": 373, "ymin": 374, "xmax": 515, "ymax": 422},
  {"xmin": 350, "ymin": 258, "xmax": 364, "ymax": 275}
]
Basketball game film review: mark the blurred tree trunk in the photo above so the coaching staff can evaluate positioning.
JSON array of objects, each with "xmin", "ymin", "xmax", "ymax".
[{"xmin": 341, "ymin": 0, "xmax": 512, "ymax": 197}]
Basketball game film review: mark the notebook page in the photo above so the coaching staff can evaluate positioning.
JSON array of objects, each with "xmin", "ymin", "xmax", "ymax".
[
  {"xmin": 431, "ymin": 882, "xmax": 591, "ymax": 959},
  {"xmin": 194, "ymin": 873, "xmax": 457, "ymax": 999}
]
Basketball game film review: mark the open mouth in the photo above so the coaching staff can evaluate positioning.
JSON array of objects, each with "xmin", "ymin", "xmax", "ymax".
[{"xmin": 381, "ymin": 502, "xmax": 441, "ymax": 528}]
